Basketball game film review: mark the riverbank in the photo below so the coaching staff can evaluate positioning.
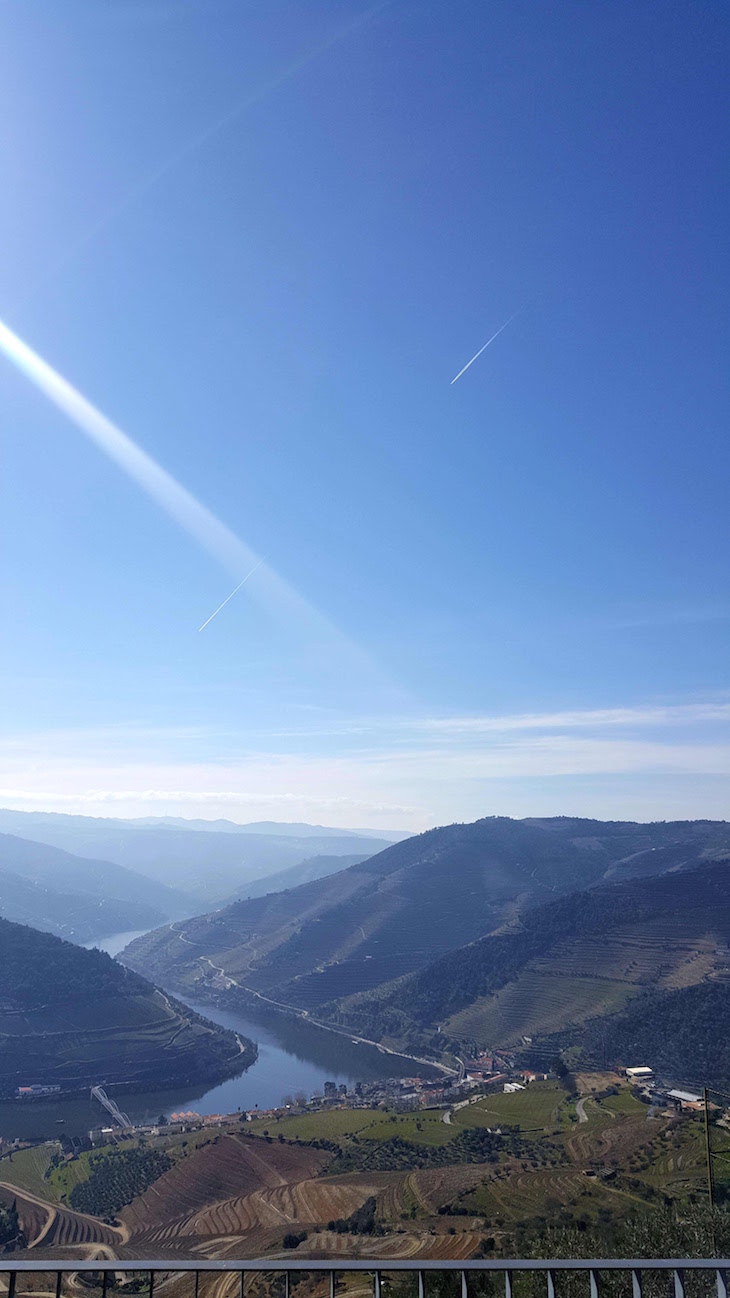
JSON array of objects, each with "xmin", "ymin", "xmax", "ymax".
[{"xmin": 123, "ymin": 940, "xmax": 452, "ymax": 1080}]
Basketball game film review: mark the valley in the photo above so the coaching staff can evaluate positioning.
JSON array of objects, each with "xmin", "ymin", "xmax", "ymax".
[
  {"xmin": 4, "ymin": 814, "xmax": 730, "ymax": 1265},
  {"xmin": 2, "ymin": 1071, "xmax": 727, "ymax": 1265},
  {"xmin": 122, "ymin": 818, "xmax": 730, "ymax": 1083}
]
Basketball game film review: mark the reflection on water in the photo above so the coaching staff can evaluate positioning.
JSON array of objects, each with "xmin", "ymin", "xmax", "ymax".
[{"xmin": 2, "ymin": 929, "xmax": 427, "ymax": 1141}]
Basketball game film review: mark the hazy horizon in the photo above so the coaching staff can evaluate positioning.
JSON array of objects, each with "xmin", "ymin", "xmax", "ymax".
[{"xmin": 1, "ymin": 1, "xmax": 728, "ymax": 832}]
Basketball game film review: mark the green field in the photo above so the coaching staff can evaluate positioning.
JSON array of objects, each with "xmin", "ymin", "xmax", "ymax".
[
  {"xmin": 247, "ymin": 1086, "xmax": 569, "ymax": 1150},
  {"xmin": 360, "ymin": 1110, "xmax": 455, "ymax": 1147},
  {"xmin": 600, "ymin": 1088, "xmax": 647, "ymax": 1117},
  {"xmin": 0, "ymin": 1144, "xmax": 59, "ymax": 1199},
  {"xmin": 246, "ymin": 1108, "xmax": 377, "ymax": 1141},
  {"xmin": 247, "ymin": 1105, "xmax": 457, "ymax": 1147},
  {"xmin": 454, "ymin": 1082, "xmax": 564, "ymax": 1133},
  {"xmin": 48, "ymin": 1140, "xmax": 134, "ymax": 1200}
]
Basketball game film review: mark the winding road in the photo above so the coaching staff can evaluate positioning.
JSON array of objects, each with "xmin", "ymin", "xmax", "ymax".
[{"xmin": 167, "ymin": 925, "xmax": 456, "ymax": 1077}]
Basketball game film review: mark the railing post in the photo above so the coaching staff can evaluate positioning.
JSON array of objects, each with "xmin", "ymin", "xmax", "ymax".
[
  {"xmin": 547, "ymin": 1271, "xmax": 556, "ymax": 1298},
  {"xmin": 717, "ymin": 1271, "xmax": 727, "ymax": 1298},
  {"xmin": 194, "ymin": 1273, "xmax": 199, "ymax": 1298},
  {"xmin": 632, "ymin": 1271, "xmax": 642, "ymax": 1298},
  {"xmin": 285, "ymin": 1272, "xmax": 290, "ymax": 1298},
  {"xmin": 674, "ymin": 1272, "xmax": 685, "ymax": 1298},
  {"xmin": 418, "ymin": 1273, "xmax": 425, "ymax": 1298},
  {"xmin": 149, "ymin": 1271, "xmax": 155, "ymax": 1298},
  {"xmin": 239, "ymin": 1272, "xmax": 245, "ymax": 1298},
  {"xmin": 505, "ymin": 1271, "xmax": 513, "ymax": 1298},
  {"xmin": 56, "ymin": 1273, "xmax": 63, "ymax": 1298},
  {"xmin": 373, "ymin": 1273, "xmax": 381, "ymax": 1298},
  {"xmin": 7, "ymin": 1275, "xmax": 15, "ymax": 1298},
  {"xmin": 461, "ymin": 1272, "xmax": 468, "ymax": 1298},
  {"xmin": 101, "ymin": 1273, "xmax": 107, "ymax": 1298}
]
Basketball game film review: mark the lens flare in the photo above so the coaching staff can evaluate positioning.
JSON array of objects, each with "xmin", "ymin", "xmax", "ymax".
[{"xmin": 0, "ymin": 316, "xmax": 357, "ymax": 657}]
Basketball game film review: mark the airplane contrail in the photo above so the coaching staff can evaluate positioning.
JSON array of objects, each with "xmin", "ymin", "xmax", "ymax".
[
  {"xmin": 0, "ymin": 315, "xmax": 360, "ymax": 660},
  {"xmin": 450, "ymin": 309, "xmax": 521, "ymax": 385},
  {"xmin": 198, "ymin": 562, "xmax": 262, "ymax": 632}
]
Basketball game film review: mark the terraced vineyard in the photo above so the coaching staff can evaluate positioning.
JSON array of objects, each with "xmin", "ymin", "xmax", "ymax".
[
  {"xmin": 4, "ymin": 1073, "xmax": 726, "ymax": 1264},
  {"xmin": 0, "ymin": 918, "xmax": 251, "ymax": 1097},
  {"xmin": 121, "ymin": 1134, "xmax": 328, "ymax": 1236},
  {"xmin": 442, "ymin": 903, "xmax": 730, "ymax": 1052}
]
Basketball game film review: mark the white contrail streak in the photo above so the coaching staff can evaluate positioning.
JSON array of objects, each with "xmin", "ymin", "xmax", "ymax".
[
  {"xmin": 198, "ymin": 562, "xmax": 262, "ymax": 632},
  {"xmin": 450, "ymin": 309, "xmax": 521, "ymax": 385},
  {"xmin": 0, "ymin": 316, "xmax": 354, "ymax": 654}
]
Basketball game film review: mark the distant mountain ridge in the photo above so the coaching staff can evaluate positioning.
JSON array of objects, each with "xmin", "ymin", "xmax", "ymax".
[
  {"xmin": 0, "ymin": 810, "xmax": 395, "ymax": 905},
  {"xmin": 0, "ymin": 917, "xmax": 252, "ymax": 1097},
  {"xmin": 133, "ymin": 816, "xmax": 411, "ymax": 841},
  {"xmin": 0, "ymin": 833, "xmax": 193, "ymax": 940},
  {"xmin": 223, "ymin": 853, "xmax": 372, "ymax": 904},
  {"xmin": 123, "ymin": 817, "xmax": 730, "ymax": 1029}
]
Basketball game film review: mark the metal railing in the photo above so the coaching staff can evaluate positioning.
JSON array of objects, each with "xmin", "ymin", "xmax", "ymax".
[{"xmin": 1, "ymin": 1262, "xmax": 730, "ymax": 1297}]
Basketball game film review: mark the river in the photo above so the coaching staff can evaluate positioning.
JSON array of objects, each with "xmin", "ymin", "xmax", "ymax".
[{"xmin": 0, "ymin": 929, "xmax": 423, "ymax": 1142}]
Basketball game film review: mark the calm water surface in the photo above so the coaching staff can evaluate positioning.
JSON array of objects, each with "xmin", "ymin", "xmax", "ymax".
[{"xmin": 0, "ymin": 929, "xmax": 419, "ymax": 1141}]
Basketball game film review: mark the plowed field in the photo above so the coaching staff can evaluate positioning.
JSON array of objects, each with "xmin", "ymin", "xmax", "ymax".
[{"xmin": 122, "ymin": 1134, "xmax": 327, "ymax": 1235}]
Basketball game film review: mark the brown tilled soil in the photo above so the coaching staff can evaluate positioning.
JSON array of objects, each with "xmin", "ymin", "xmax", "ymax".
[
  {"xmin": 122, "ymin": 1134, "xmax": 329, "ymax": 1237},
  {"xmin": 0, "ymin": 1184, "xmax": 123, "ymax": 1255}
]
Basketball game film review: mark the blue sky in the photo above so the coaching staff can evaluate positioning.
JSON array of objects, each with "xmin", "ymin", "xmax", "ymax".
[{"xmin": 0, "ymin": 0, "xmax": 729, "ymax": 829}]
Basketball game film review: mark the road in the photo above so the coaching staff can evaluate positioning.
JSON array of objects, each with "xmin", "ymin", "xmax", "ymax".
[
  {"xmin": 167, "ymin": 925, "xmax": 457, "ymax": 1077},
  {"xmin": 576, "ymin": 1097, "xmax": 589, "ymax": 1123},
  {"xmin": 0, "ymin": 1179, "xmax": 130, "ymax": 1249}
]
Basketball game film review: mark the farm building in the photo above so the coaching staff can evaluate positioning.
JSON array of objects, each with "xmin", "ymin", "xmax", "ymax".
[
  {"xmin": 667, "ymin": 1089, "xmax": 703, "ymax": 1110},
  {"xmin": 625, "ymin": 1067, "xmax": 653, "ymax": 1081}
]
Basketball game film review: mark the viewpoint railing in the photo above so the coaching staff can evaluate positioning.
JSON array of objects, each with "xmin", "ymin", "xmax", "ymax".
[{"xmin": 1, "ymin": 1261, "xmax": 730, "ymax": 1298}]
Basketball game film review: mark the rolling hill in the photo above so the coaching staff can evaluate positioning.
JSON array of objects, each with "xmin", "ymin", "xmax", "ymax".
[
  {"xmin": 0, "ymin": 833, "xmax": 192, "ymax": 939},
  {"xmin": 123, "ymin": 817, "xmax": 730, "ymax": 1024},
  {"xmin": 325, "ymin": 854, "xmax": 730, "ymax": 1063},
  {"xmin": 223, "ymin": 853, "xmax": 371, "ymax": 904},
  {"xmin": 0, "ymin": 917, "xmax": 252, "ymax": 1097},
  {"xmin": 0, "ymin": 810, "xmax": 393, "ymax": 905}
]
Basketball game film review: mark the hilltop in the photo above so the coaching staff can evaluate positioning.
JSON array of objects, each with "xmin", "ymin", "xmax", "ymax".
[
  {"xmin": 124, "ymin": 817, "xmax": 730, "ymax": 1032},
  {"xmin": 327, "ymin": 856, "xmax": 730, "ymax": 1075},
  {"xmin": 0, "ymin": 917, "xmax": 253, "ymax": 1098}
]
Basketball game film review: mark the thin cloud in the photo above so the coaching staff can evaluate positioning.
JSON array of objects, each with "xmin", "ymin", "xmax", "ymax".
[{"xmin": 417, "ymin": 702, "xmax": 730, "ymax": 735}]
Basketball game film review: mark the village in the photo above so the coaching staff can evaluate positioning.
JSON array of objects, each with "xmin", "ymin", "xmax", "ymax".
[{"xmin": 4, "ymin": 1052, "xmax": 713, "ymax": 1163}]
